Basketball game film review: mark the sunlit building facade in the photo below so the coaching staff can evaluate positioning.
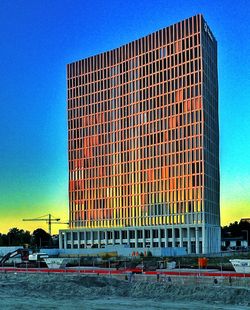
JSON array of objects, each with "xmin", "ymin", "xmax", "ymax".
[{"xmin": 59, "ymin": 14, "xmax": 220, "ymax": 254}]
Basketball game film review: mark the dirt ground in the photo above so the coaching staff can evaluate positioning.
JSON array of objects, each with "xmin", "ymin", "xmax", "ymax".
[{"xmin": 0, "ymin": 272, "xmax": 249, "ymax": 309}]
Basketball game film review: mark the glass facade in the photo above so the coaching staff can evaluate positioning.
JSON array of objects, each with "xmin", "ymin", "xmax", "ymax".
[{"xmin": 60, "ymin": 14, "xmax": 220, "ymax": 254}]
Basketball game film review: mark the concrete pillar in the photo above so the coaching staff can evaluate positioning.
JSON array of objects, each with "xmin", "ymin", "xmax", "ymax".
[
  {"xmin": 112, "ymin": 230, "xmax": 115, "ymax": 246},
  {"xmin": 202, "ymin": 226, "xmax": 206, "ymax": 254},
  {"xmin": 135, "ymin": 230, "xmax": 138, "ymax": 248},
  {"xmin": 70, "ymin": 231, "xmax": 73, "ymax": 248},
  {"xmin": 172, "ymin": 227, "xmax": 175, "ymax": 247},
  {"xmin": 119, "ymin": 230, "xmax": 122, "ymax": 246},
  {"xmin": 195, "ymin": 227, "xmax": 199, "ymax": 254},
  {"xmin": 84, "ymin": 231, "xmax": 87, "ymax": 248},
  {"xmin": 217, "ymin": 227, "xmax": 221, "ymax": 253},
  {"xmin": 165, "ymin": 228, "xmax": 168, "ymax": 247},
  {"xmin": 127, "ymin": 230, "xmax": 130, "ymax": 247},
  {"xmin": 59, "ymin": 232, "xmax": 63, "ymax": 249},
  {"xmin": 179, "ymin": 228, "xmax": 183, "ymax": 247},
  {"xmin": 187, "ymin": 227, "xmax": 191, "ymax": 254},
  {"xmin": 142, "ymin": 229, "xmax": 145, "ymax": 248},
  {"xmin": 64, "ymin": 232, "xmax": 67, "ymax": 249},
  {"xmin": 98, "ymin": 231, "xmax": 101, "ymax": 248},
  {"xmin": 158, "ymin": 228, "xmax": 161, "ymax": 247},
  {"xmin": 90, "ymin": 231, "xmax": 94, "ymax": 246},
  {"xmin": 105, "ymin": 231, "xmax": 108, "ymax": 246},
  {"xmin": 77, "ymin": 231, "xmax": 80, "ymax": 249},
  {"xmin": 150, "ymin": 229, "xmax": 153, "ymax": 248}
]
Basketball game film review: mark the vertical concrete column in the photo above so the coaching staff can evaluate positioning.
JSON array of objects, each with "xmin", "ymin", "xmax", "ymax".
[
  {"xmin": 195, "ymin": 227, "xmax": 199, "ymax": 254},
  {"xmin": 142, "ymin": 229, "xmax": 145, "ymax": 248},
  {"xmin": 64, "ymin": 232, "xmax": 67, "ymax": 249},
  {"xmin": 59, "ymin": 232, "xmax": 63, "ymax": 249},
  {"xmin": 127, "ymin": 230, "xmax": 130, "ymax": 247},
  {"xmin": 84, "ymin": 231, "xmax": 87, "ymax": 248},
  {"xmin": 77, "ymin": 231, "xmax": 80, "ymax": 249},
  {"xmin": 97, "ymin": 231, "xmax": 101, "ymax": 248},
  {"xmin": 135, "ymin": 230, "xmax": 138, "ymax": 248},
  {"xmin": 202, "ymin": 226, "xmax": 206, "ymax": 254},
  {"xmin": 165, "ymin": 228, "xmax": 168, "ymax": 247},
  {"xmin": 91, "ymin": 231, "xmax": 94, "ymax": 246},
  {"xmin": 119, "ymin": 230, "xmax": 123, "ymax": 246},
  {"xmin": 112, "ymin": 230, "xmax": 115, "ymax": 246},
  {"xmin": 179, "ymin": 228, "xmax": 183, "ymax": 248},
  {"xmin": 105, "ymin": 230, "xmax": 108, "ymax": 246},
  {"xmin": 187, "ymin": 227, "xmax": 191, "ymax": 254},
  {"xmin": 150, "ymin": 229, "xmax": 153, "ymax": 248},
  {"xmin": 217, "ymin": 227, "xmax": 221, "ymax": 253},
  {"xmin": 158, "ymin": 229, "xmax": 161, "ymax": 247},
  {"xmin": 70, "ymin": 231, "xmax": 73, "ymax": 248},
  {"xmin": 172, "ymin": 227, "xmax": 175, "ymax": 247},
  {"xmin": 208, "ymin": 227, "xmax": 211, "ymax": 254}
]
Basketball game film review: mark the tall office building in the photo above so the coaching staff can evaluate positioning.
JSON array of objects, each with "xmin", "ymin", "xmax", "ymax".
[{"xmin": 59, "ymin": 14, "xmax": 220, "ymax": 254}]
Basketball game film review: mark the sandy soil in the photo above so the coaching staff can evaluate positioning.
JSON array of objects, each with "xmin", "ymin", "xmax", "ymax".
[{"xmin": 0, "ymin": 273, "xmax": 249, "ymax": 309}]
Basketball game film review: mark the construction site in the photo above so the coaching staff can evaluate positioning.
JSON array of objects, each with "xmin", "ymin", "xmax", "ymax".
[
  {"xmin": 0, "ymin": 242, "xmax": 250, "ymax": 308},
  {"xmin": 0, "ymin": 264, "xmax": 250, "ymax": 309},
  {"xmin": 1, "ymin": 212, "xmax": 249, "ymax": 309}
]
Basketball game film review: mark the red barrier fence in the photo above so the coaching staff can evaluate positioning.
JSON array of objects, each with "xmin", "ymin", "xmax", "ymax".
[{"xmin": 0, "ymin": 267, "xmax": 249, "ymax": 278}]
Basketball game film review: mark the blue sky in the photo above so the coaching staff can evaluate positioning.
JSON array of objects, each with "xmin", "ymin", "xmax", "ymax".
[{"xmin": 0, "ymin": 0, "xmax": 249, "ymax": 233}]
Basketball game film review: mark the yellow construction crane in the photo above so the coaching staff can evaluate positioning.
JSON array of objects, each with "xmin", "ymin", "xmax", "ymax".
[{"xmin": 23, "ymin": 214, "xmax": 68, "ymax": 235}]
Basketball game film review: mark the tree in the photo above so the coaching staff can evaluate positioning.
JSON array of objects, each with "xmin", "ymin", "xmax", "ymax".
[
  {"xmin": 222, "ymin": 220, "xmax": 250, "ymax": 246},
  {"xmin": 0, "ymin": 233, "xmax": 8, "ymax": 246},
  {"xmin": 3, "ymin": 228, "xmax": 31, "ymax": 246},
  {"xmin": 32, "ymin": 228, "xmax": 52, "ymax": 248}
]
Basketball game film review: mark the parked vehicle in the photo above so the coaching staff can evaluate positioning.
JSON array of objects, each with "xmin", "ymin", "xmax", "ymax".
[{"xmin": 0, "ymin": 248, "xmax": 48, "ymax": 267}]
